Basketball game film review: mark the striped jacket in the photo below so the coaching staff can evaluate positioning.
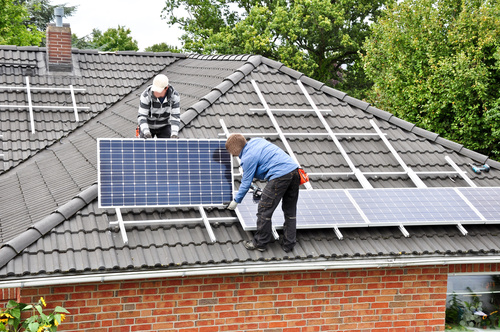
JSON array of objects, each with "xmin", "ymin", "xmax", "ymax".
[{"xmin": 137, "ymin": 85, "xmax": 181, "ymax": 136}]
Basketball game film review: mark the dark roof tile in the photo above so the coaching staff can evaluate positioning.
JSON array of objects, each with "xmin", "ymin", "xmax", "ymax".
[{"xmin": 0, "ymin": 48, "xmax": 499, "ymax": 282}]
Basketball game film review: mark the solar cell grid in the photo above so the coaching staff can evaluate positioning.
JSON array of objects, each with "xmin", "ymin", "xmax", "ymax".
[
  {"xmin": 237, "ymin": 189, "xmax": 367, "ymax": 230},
  {"xmin": 98, "ymin": 138, "xmax": 233, "ymax": 208},
  {"xmin": 237, "ymin": 187, "xmax": 498, "ymax": 231},
  {"xmin": 458, "ymin": 187, "xmax": 500, "ymax": 221},
  {"xmin": 348, "ymin": 188, "xmax": 482, "ymax": 224}
]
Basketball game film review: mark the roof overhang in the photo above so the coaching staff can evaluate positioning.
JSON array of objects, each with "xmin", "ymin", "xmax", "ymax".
[{"xmin": 2, "ymin": 254, "xmax": 500, "ymax": 289}]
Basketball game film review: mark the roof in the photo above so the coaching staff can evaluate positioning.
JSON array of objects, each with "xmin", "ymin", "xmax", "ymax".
[{"xmin": 0, "ymin": 45, "xmax": 499, "ymax": 285}]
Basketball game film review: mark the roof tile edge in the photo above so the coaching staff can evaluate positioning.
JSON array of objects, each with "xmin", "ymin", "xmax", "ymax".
[{"xmin": 0, "ymin": 184, "xmax": 98, "ymax": 270}]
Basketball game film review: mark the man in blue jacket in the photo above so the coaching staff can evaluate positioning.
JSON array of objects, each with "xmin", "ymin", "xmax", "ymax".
[{"xmin": 225, "ymin": 134, "xmax": 300, "ymax": 253}]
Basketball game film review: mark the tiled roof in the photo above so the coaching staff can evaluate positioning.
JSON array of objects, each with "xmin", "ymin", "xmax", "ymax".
[{"xmin": 0, "ymin": 46, "xmax": 499, "ymax": 283}]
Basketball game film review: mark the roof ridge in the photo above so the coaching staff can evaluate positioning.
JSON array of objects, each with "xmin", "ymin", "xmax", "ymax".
[
  {"xmin": 187, "ymin": 54, "xmax": 254, "ymax": 61},
  {"xmin": 0, "ymin": 184, "xmax": 97, "ymax": 270},
  {"xmin": 180, "ymin": 55, "xmax": 263, "ymax": 128}
]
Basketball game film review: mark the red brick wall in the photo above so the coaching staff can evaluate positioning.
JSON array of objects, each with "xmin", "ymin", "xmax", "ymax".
[
  {"xmin": 1, "ymin": 263, "xmax": 498, "ymax": 331},
  {"xmin": 46, "ymin": 25, "xmax": 72, "ymax": 66}
]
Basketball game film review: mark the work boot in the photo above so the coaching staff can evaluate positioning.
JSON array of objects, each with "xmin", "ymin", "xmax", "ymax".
[{"xmin": 243, "ymin": 240, "xmax": 266, "ymax": 252}]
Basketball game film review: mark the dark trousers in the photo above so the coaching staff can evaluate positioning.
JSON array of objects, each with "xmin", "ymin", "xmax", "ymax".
[
  {"xmin": 253, "ymin": 168, "xmax": 300, "ymax": 251},
  {"xmin": 139, "ymin": 125, "xmax": 171, "ymax": 138}
]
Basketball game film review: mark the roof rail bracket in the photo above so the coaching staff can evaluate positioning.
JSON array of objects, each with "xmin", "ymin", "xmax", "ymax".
[{"xmin": 399, "ymin": 224, "xmax": 410, "ymax": 237}]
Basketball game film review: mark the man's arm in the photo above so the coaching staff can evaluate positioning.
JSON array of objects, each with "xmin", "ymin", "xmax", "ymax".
[
  {"xmin": 169, "ymin": 90, "xmax": 181, "ymax": 137},
  {"xmin": 138, "ymin": 89, "xmax": 151, "ymax": 137}
]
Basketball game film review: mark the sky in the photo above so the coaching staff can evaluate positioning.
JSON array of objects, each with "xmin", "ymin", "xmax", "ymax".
[{"xmin": 60, "ymin": 0, "xmax": 184, "ymax": 50}]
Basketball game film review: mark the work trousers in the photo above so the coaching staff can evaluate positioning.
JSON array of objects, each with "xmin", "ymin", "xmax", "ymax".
[{"xmin": 253, "ymin": 168, "xmax": 300, "ymax": 251}]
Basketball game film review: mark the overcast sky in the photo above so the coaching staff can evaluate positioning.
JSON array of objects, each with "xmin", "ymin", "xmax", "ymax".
[{"xmin": 60, "ymin": 0, "xmax": 184, "ymax": 50}]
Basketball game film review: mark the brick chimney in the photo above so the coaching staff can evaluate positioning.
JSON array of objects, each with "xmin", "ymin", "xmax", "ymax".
[{"xmin": 46, "ymin": 7, "xmax": 72, "ymax": 72}]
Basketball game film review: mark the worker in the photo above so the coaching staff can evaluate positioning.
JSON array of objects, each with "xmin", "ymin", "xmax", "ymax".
[
  {"xmin": 137, "ymin": 74, "xmax": 180, "ymax": 139},
  {"xmin": 225, "ymin": 134, "xmax": 300, "ymax": 253}
]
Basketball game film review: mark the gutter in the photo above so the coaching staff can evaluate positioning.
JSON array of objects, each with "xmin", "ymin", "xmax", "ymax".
[{"xmin": 2, "ymin": 255, "xmax": 500, "ymax": 289}]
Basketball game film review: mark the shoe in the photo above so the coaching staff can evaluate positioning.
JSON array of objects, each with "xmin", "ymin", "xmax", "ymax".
[
  {"xmin": 279, "ymin": 237, "xmax": 293, "ymax": 253},
  {"xmin": 244, "ymin": 240, "xmax": 266, "ymax": 252}
]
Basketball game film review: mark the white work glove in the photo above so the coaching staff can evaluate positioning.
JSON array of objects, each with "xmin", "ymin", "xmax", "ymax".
[
  {"xmin": 143, "ymin": 130, "xmax": 152, "ymax": 139},
  {"xmin": 226, "ymin": 200, "xmax": 238, "ymax": 210}
]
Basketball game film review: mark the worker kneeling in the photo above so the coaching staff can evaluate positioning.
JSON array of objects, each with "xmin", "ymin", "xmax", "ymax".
[{"xmin": 225, "ymin": 134, "xmax": 300, "ymax": 253}]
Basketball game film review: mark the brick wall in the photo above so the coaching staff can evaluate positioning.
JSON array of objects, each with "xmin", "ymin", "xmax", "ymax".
[
  {"xmin": 1, "ymin": 263, "xmax": 498, "ymax": 331},
  {"xmin": 46, "ymin": 23, "xmax": 72, "ymax": 71}
]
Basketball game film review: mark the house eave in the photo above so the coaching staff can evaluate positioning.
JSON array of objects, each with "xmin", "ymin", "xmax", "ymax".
[{"xmin": 2, "ymin": 254, "xmax": 500, "ymax": 289}]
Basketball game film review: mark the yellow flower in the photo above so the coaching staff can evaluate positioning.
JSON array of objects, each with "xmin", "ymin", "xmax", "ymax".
[
  {"xmin": 40, "ymin": 297, "xmax": 46, "ymax": 307},
  {"xmin": 37, "ymin": 324, "xmax": 51, "ymax": 332},
  {"xmin": 54, "ymin": 314, "xmax": 66, "ymax": 326}
]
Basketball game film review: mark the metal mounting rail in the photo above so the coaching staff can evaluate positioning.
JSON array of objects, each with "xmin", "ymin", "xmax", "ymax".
[
  {"xmin": 296, "ymin": 80, "xmax": 372, "ymax": 189},
  {"xmin": 251, "ymin": 80, "xmax": 314, "ymax": 190},
  {"xmin": 0, "ymin": 77, "xmax": 88, "ymax": 134},
  {"xmin": 110, "ymin": 207, "xmax": 237, "ymax": 245}
]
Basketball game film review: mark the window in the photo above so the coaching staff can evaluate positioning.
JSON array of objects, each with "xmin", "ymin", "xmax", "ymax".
[{"xmin": 446, "ymin": 274, "xmax": 500, "ymax": 329}]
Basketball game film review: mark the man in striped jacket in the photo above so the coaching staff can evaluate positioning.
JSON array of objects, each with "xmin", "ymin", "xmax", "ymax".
[{"xmin": 137, "ymin": 74, "xmax": 181, "ymax": 139}]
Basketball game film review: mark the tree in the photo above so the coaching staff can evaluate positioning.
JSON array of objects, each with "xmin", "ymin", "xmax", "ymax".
[
  {"xmin": 21, "ymin": 0, "xmax": 77, "ymax": 32},
  {"xmin": 162, "ymin": 0, "xmax": 391, "ymax": 99},
  {"xmin": 145, "ymin": 42, "xmax": 183, "ymax": 53},
  {"xmin": 362, "ymin": 0, "xmax": 500, "ymax": 159},
  {"xmin": 0, "ymin": 0, "xmax": 44, "ymax": 46},
  {"xmin": 91, "ymin": 26, "xmax": 139, "ymax": 52},
  {"xmin": 71, "ymin": 33, "xmax": 93, "ymax": 50}
]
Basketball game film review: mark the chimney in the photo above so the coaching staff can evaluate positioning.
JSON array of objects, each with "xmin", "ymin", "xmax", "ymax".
[{"xmin": 46, "ymin": 7, "xmax": 72, "ymax": 72}]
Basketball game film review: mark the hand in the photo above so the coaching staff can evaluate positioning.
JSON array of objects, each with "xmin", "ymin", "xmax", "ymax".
[
  {"xmin": 143, "ymin": 130, "xmax": 152, "ymax": 139},
  {"xmin": 226, "ymin": 200, "xmax": 238, "ymax": 210},
  {"xmin": 171, "ymin": 135, "xmax": 178, "ymax": 139}
]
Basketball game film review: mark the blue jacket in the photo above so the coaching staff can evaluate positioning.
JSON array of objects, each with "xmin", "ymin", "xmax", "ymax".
[{"xmin": 234, "ymin": 138, "xmax": 299, "ymax": 203}]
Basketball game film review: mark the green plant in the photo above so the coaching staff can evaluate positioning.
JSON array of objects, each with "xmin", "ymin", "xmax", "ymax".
[
  {"xmin": 0, "ymin": 297, "xmax": 69, "ymax": 332},
  {"xmin": 446, "ymin": 292, "xmax": 464, "ymax": 325},
  {"xmin": 460, "ymin": 290, "xmax": 486, "ymax": 328}
]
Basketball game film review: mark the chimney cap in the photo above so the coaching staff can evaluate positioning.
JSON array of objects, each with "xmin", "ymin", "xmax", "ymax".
[{"xmin": 54, "ymin": 7, "xmax": 64, "ymax": 27}]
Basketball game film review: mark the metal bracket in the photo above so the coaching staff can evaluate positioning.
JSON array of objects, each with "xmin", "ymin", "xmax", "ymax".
[
  {"xmin": 110, "ymin": 206, "xmax": 236, "ymax": 245},
  {"xmin": 398, "ymin": 224, "xmax": 410, "ymax": 237}
]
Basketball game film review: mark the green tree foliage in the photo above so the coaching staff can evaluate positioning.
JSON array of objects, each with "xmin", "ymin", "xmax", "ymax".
[
  {"xmin": 20, "ymin": 0, "xmax": 77, "ymax": 32},
  {"xmin": 362, "ymin": 0, "xmax": 500, "ymax": 159},
  {"xmin": 91, "ymin": 26, "xmax": 139, "ymax": 51},
  {"xmin": 71, "ymin": 33, "xmax": 93, "ymax": 50},
  {"xmin": 0, "ymin": 0, "xmax": 44, "ymax": 46},
  {"xmin": 145, "ymin": 42, "xmax": 183, "ymax": 53},
  {"xmin": 162, "ymin": 0, "xmax": 391, "ymax": 98}
]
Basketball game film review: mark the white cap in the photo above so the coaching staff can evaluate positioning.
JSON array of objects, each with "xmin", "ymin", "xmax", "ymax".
[{"xmin": 151, "ymin": 74, "xmax": 169, "ymax": 92}]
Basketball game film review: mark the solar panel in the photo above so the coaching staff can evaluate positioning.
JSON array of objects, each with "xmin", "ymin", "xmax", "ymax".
[
  {"xmin": 346, "ymin": 188, "xmax": 483, "ymax": 225},
  {"xmin": 457, "ymin": 187, "xmax": 500, "ymax": 222},
  {"xmin": 237, "ymin": 187, "xmax": 500, "ymax": 231},
  {"xmin": 98, "ymin": 138, "xmax": 233, "ymax": 208},
  {"xmin": 237, "ymin": 189, "xmax": 367, "ymax": 230}
]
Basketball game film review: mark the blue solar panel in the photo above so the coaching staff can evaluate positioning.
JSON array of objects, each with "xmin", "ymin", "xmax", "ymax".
[
  {"xmin": 348, "ymin": 188, "xmax": 482, "ymax": 225},
  {"xmin": 237, "ymin": 189, "xmax": 367, "ymax": 230},
  {"xmin": 237, "ymin": 187, "xmax": 500, "ymax": 231},
  {"xmin": 458, "ymin": 187, "xmax": 500, "ymax": 221},
  {"xmin": 98, "ymin": 138, "xmax": 233, "ymax": 208}
]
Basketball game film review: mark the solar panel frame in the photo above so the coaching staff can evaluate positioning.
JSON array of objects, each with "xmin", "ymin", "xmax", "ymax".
[{"xmin": 98, "ymin": 138, "xmax": 233, "ymax": 208}]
